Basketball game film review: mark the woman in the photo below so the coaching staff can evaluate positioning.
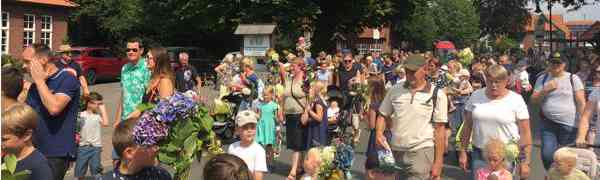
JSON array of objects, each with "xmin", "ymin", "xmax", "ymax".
[
  {"xmin": 126, "ymin": 46, "xmax": 175, "ymax": 119},
  {"xmin": 143, "ymin": 46, "xmax": 175, "ymax": 103},
  {"xmin": 280, "ymin": 57, "xmax": 309, "ymax": 180},
  {"xmin": 576, "ymin": 65, "xmax": 600, "ymax": 148},
  {"xmin": 459, "ymin": 65, "xmax": 532, "ymax": 179},
  {"xmin": 530, "ymin": 53, "xmax": 586, "ymax": 170},
  {"xmin": 306, "ymin": 81, "xmax": 327, "ymax": 148}
]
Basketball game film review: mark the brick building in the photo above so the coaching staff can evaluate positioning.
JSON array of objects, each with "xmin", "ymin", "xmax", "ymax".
[{"xmin": 1, "ymin": 0, "xmax": 77, "ymax": 57}]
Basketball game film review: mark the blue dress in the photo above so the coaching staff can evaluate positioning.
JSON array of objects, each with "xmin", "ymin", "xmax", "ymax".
[
  {"xmin": 256, "ymin": 101, "xmax": 278, "ymax": 145},
  {"xmin": 306, "ymin": 97, "xmax": 328, "ymax": 148}
]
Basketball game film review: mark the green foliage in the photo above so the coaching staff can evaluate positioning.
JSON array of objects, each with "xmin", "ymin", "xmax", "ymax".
[
  {"xmin": 1, "ymin": 54, "xmax": 20, "ymax": 67},
  {"xmin": 493, "ymin": 36, "xmax": 518, "ymax": 54},
  {"xmin": 475, "ymin": 0, "xmax": 530, "ymax": 36},
  {"xmin": 1, "ymin": 155, "xmax": 31, "ymax": 180},
  {"xmin": 156, "ymin": 104, "xmax": 222, "ymax": 180}
]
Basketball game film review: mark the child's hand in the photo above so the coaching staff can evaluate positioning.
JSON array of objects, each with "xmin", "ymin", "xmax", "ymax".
[{"xmin": 99, "ymin": 102, "xmax": 107, "ymax": 112}]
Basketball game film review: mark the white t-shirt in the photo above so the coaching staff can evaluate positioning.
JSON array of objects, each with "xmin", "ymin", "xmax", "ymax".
[
  {"xmin": 78, "ymin": 111, "xmax": 103, "ymax": 147},
  {"xmin": 466, "ymin": 88, "xmax": 530, "ymax": 149},
  {"xmin": 227, "ymin": 141, "xmax": 268, "ymax": 173}
]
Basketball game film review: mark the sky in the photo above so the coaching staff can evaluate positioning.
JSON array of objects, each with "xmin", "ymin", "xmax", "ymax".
[{"xmin": 527, "ymin": 0, "xmax": 600, "ymax": 21}]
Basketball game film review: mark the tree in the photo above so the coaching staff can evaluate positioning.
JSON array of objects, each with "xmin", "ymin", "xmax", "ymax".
[
  {"xmin": 400, "ymin": 2, "xmax": 439, "ymax": 50},
  {"xmin": 432, "ymin": 0, "xmax": 480, "ymax": 48},
  {"xmin": 475, "ymin": 0, "xmax": 530, "ymax": 37}
]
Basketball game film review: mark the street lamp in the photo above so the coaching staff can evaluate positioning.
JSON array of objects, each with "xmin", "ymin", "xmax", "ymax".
[{"xmin": 548, "ymin": 2, "xmax": 554, "ymax": 52}]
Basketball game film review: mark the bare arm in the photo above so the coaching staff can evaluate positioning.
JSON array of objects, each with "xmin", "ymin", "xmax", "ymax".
[
  {"xmin": 459, "ymin": 111, "xmax": 473, "ymax": 151},
  {"xmin": 158, "ymin": 78, "xmax": 175, "ymax": 99},
  {"xmin": 432, "ymin": 122, "xmax": 447, "ymax": 173},
  {"xmin": 577, "ymin": 100, "xmax": 596, "ymax": 145},
  {"xmin": 254, "ymin": 172, "xmax": 263, "ymax": 180},
  {"xmin": 79, "ymin": 76, "xmax": 90, "ymax": 96},
  {"xmin": 308, "ymin": 103, "xmax": 324, "ymax": 122},
  {"xmin": 99, "ymin": 104, "xmax": 110, "ymax": 127},
  {"xmin": 575, "ymin": 90, "xmax": 586, "ymax": 119},
  {"xmin": 517, "ymin": 119, "xmax": 533, "ymax": 165}
]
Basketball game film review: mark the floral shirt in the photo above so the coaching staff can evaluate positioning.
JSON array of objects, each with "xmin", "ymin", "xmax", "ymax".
[{"xmin": 120, "ymin": 58, "xmax": 151, "ymax": 121}]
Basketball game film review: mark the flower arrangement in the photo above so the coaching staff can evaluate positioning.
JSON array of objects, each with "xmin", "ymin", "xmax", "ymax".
[
  {"xmin": 133, "ymin": 92, "xmax": 223, "ymax": 180},
  {"xmin": 505, "ymin": 139, "xmax": 520, "ymax": 163},
  {"xmin": 313, "ymin": 143, "xmax": 355, "ymax": 180},
  {"xmin": 457, "ymin": 48, "xmax": 474, "ymax": 67}
]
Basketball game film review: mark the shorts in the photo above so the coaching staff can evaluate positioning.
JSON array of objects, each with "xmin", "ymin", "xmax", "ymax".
[
  {"xmin": 393, "ymin": 147, "xmax": 434, "ymax": 180},
  {"xmin": 74, "ymin": 146, "xmax": 103, "ymax": 177},
  {"xmin": 365, "ymin": 129, "xmax": 392, "ymax": 169},
  {"xmin": 285, "ymin": 114, "xmax": 307, "ymax": 151}
]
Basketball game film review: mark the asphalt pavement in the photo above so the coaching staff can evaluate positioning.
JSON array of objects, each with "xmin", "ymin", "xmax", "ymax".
[{"xmin": 66, "ymin": 81, "xmax": 548, "ymax": 180}]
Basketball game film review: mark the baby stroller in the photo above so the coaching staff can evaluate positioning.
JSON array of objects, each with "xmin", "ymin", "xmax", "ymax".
[
  {"xmin": 327, "ymin": 85, "xmax": 355, "ymax": 146},
  {"xmin": 559, "ymin": 144, "xmax": 600, "ymax": 180},
  {"xmin": 212, "ymin": 92, "xmax": 245, "ymax": 144}
]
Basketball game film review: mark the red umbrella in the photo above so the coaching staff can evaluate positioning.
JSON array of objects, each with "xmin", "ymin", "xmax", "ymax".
[{"xmin": 436, "ymin": 41, "xmax": 456, "ymax": 49}]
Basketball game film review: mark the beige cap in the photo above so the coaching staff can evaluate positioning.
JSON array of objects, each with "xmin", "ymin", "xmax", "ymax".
[
  {"xmin": 236, "ymin": 110, "xmax": 258, "ymax": 127},
  {"xmin": 57, "ymin": 44, "xmax": 71, "ymax": 52}
]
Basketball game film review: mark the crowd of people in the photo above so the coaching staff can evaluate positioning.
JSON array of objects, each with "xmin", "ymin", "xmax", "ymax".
[{"xmin": 3, "ymin": 37, "xmax": 600, "ymax": 180}]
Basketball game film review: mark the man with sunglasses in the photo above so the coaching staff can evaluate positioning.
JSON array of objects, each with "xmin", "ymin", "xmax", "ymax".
[
  {"xmin": 22, "ymin": 43, "xmax": 81, "ymax": 180},
  {"xmin": 54, "ymin": 44, "xmax": 90, "ymax": 97},
  {"xmin": 112, "ymin": 37, "xmax": 151, "ymax": 166},
  {"xmin": 336, "ymin": 53, "xmax": 365, "ymax": 144},
  {"xmin": 376, "ymin": 54, "xmax": 448, "ymax": 180}
]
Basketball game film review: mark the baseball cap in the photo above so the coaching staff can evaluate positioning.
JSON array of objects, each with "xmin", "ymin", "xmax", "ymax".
[
  {"xmin": 236, "ymin": 110, "xmax": 258, "ymax": 127},
  {"xmin": 404, "ymin": 54, "xmax": 427, "ymax": 71},
  {"xmin": 549, "ymin": 52, "xmax": 565, "ymax": 64}
]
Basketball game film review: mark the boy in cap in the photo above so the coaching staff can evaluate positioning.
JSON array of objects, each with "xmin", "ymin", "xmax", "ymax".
[{"xmin": 228, "ymin": 110, "xmax": 268, "ymax": 180}]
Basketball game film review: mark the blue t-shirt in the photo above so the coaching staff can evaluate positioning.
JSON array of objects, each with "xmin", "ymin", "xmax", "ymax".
[
  {"xmin": 26, "ymin": 68, "xmax": 80, "ymax": 158},
  {"xmin": 15, "ymin": 149, "xmax": 54, "ymax": 180}
]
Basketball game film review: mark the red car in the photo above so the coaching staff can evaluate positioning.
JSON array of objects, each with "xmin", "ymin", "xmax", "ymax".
[{"xmin": 52, "ymin": 47, "xmax": 128, "ymax": 85}]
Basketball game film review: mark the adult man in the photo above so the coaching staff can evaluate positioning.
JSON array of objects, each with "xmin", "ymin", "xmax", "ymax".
[
  {"xmin": 54, "ymin": 44, "xmax": 90, "ymax": 96},
  {"xmin": 23, "ymin": 43, "xmax": 81, "ymax": 180},
  {"xmin": 336, "ymin": 53, "xmax": 364, "ymax": 144},
  {"xmin": 531, "ymin": 52, "xmax": 586, "ymax": 170},
  {"xmin": 175, "ymin": 52, "xmax": 202, "ymax": 92},
  {"xmin": 114, "ymin": 37, "xmax": 151, "ymax": 127},
  {"xmin": 376, "ymin": 54, "xmax": 447, "ymax": 180}
]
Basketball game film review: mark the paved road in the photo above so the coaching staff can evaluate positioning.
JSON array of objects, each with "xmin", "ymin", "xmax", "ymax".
[{"xmin": 67, "ymin": 81, "xmax": 548, "ymax": 179}]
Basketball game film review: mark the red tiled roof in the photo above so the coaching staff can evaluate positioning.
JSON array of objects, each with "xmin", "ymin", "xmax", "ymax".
[
  {"xmin": 566, "ymin": 20, "xmax": 595, "ymax": 26},
  {"xmin": 582, "ymin": 21, "xmax": 600, "ymax": 40},
  {"xmin": 16, "ymin": 0, "xmax": 78, "ymax": 7},
  {"xmin": 524, "ymin": 14, "xmax": 570, "ymax": 38}
]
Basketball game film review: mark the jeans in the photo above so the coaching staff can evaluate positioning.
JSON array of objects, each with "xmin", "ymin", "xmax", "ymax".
[
  {"xmin": 47, "ymin": 156, "xmax": 69, "ymax": 180},
  {"xmin": 540, "ymin": 120, "xmax": 577, "ymax": 170},
  {"xmin": 449, "ymin": 96, "xmax": 468, "ymax": 133},
  {"xmin": 75, "ymin": 146, "xmax": 103, "ymax": 177}
]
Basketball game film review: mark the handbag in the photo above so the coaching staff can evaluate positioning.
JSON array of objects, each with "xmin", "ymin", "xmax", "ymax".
[{"xmin": 290, "ymin": 78, "xmax": 309, "ymax": 125}]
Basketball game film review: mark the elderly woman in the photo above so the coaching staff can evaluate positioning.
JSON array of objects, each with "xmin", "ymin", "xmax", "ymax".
[
  {"xmin": 459, "ymin": 65, "xmax": 532, "ymax": 179},
  {"xmin": 280, "ymin": 57, "xmax": 309, "ymax": 180},
  {"xmin": 531, "ymin": 53, "xmax": 586, "ymax": 170}
]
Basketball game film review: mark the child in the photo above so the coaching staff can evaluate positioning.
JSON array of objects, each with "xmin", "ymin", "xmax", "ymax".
[
  {"xmin": 547, "ymin": 147, "xmax": 590, "ymax": 180},
  {"xmin": 103, "ymin": 118, "xmax": 171, "ymax": 180},
  {"xmin": 306, "ymin": 81, "xmax": 329, "ymax": 148},
  {"xmin": 255, "ymin": 87, "xmax": 283, "ymax": 168},
  {"xmin": 228, "ymin": 110, "xmax": 268, "ymax": 180},
  {"xmin": 476, "ymin": 138, "xmax": 512, "ymax": 180},
  {"xmin": 365, "ymin": 76, "xmax": 392, "ymax": 180},
  {"xmin": 1, "ymin": 103, "xmax": 53, "ymax": 179},
  {"xmin": 301, "ymin": 148, "xmax": 322, "ymax": 180},
  {"xmin": 203, "ymin": 154, "xmax": 252, "ymax": 180},
  {"xmin": 75, "ymin": 92, "xmax": 109, "ymax": 179}
]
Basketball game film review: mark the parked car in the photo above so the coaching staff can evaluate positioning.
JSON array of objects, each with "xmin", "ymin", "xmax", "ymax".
[{"xmin": 51, "ymin": 47, "xmax": 128, "ymax": 85}]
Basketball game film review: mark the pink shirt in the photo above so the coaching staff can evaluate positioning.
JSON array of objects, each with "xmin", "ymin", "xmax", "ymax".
[{"xmin": 476, "ymin": 168, "xmax": 512, "ymax": 180}]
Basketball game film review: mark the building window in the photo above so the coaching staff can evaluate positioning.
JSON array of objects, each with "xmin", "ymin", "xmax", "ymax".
[
  {"xmin": 41, "ymin": 16, "xmax": 52, "ymax": 48},
  {"xmin": 23, "ymin": 14, "xmax": 35, "ymax": 47},
  {"xmin": 1, "ymin": 12, "xmax": 8, "ymax": 54}
]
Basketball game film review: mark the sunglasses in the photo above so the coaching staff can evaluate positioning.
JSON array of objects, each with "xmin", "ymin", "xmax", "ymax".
[
  {"xmin": 62, "ymin": 52, "xmax": 72, "ymax": 56},
  {"xmin": 126, "ymin": 48, "xmax": 139, "ymax": 53}
]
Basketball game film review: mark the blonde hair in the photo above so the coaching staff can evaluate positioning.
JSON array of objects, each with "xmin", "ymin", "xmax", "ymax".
[
  {"xmin": 263, "ymin": 86, "xmax": 274, "ymax": 96},
  {"xmin": 448, "ymin": 60, "xmax": 463, "ymax": 74},
  {"xmin": 485, "ymin": 64, "xmax": 509, "ymax": 80},
  {"xmin": 311, "ymin": 81, "xmax": 327, "ymax": 97},
  {"xmin": 2, "ymin": 103, "xmax": 38, "ymax": 137},
  {"xmin": 241, "ymin": 57, "xmax": 255, "ymax": 70},
  {"xmin": 554, "ymin": 147, "xmax": 578, "ymax": 166},
  {"xmin": 485, "ymin": 138, "xmax": 506, "ymax": 158}
]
